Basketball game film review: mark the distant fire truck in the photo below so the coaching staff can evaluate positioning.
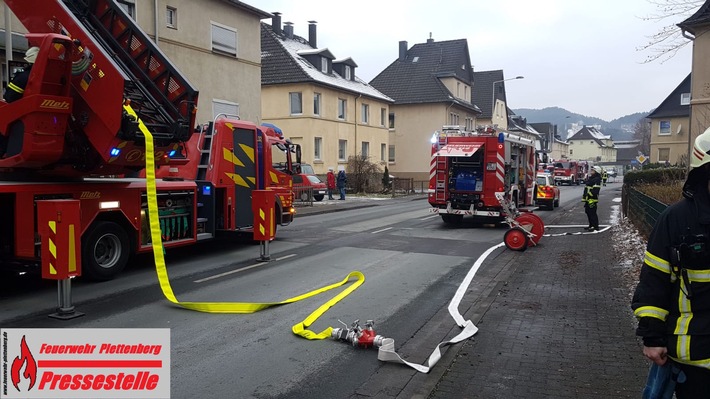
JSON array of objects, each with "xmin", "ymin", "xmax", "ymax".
[{"xmin": 428, "ymin": 126, "xmax": 538, "ymax": 225}]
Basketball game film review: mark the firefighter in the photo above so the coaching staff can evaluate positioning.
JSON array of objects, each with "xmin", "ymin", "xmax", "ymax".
[
  {"xmin": 601, "ymin": 168, "xmax": 608, "ymax": 186},
  {"xmin": 3, "ymin": 46, "xmax": 38, "ymax": 103},
  {"xmin": 582, "ymin": 166, "xmax": 601, "ymax": 231},
  {"xmin": 631, "ymin": 127, "xmax": 710, "ymax": 398}
]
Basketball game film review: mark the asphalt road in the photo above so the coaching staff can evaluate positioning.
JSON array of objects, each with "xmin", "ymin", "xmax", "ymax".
[{"xmin": 1, "ymin": 183, "xmax": 591, "ymax": 399}]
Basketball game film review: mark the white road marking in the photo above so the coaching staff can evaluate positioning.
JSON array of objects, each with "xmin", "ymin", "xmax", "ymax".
[
  {"xmin": 194, "ymin": 254, "xmax": 297, "ymax": 283},
  {"xmin": 420, "ymin": 215, "xmax": 439, "ymax": 221},
  {"xmin": 371, "ymin": 227, "xmax": 393, "ymax": 234}
]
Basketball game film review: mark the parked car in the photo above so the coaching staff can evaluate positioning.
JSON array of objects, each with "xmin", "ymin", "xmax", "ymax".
[
  {"xmin": 535, "ymin": 173, "xmax": 560, "ymax": 210},
  {"xmin": 293, "ymin": 173, "xmax": 327, "ymax": 202}
]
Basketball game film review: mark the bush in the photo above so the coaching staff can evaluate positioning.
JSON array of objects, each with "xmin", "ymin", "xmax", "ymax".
[
  {"xmin": 634, "ymin": 181, "xmax": 684, "ymax": 206},
  {"xmin": 623, "ymin": 167, "xmax": 686, "ymax": 187}
]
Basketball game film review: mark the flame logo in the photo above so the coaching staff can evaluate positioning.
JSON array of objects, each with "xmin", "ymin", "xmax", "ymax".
[{"xmin": 10, "ymin": 335, "xmax": 37, "ymax": 392}]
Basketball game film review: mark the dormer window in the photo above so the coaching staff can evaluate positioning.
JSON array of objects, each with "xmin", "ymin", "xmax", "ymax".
[
  {"xmin": 321, "ymin": 57, "xmax": 328, "ymax": 73},
  {"xmin": 681, "ymin": 92, "xmax": 690, "ymax": 105},
  {"xmin": 345, "ymin": 65, "xmax": 351, "ymax": 80}
]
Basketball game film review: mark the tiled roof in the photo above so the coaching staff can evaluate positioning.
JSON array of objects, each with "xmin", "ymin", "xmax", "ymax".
[
  {"xmin": 260, "ymin": 23, "xmax": 392, "ymax": 102},
  {"xmin": 568, "ymin": 126, "xmax": 613, "ymax": 148},
  {"xmin": 369, "ymin": 39, "xmax": 479, "ymax": 112},
  {"xmin": 221, "ymin": 0, "xmax": 271, "ymax": 18},
  {"xmin": 647, "ymin": 73, "xmax": 691, "ymax": 119},
  {"xmin": 678, "ymin": 2, "xmax": 710, "ymax": 35},
  {"xmin": 473, "ymin": 70, "xmax": 504, "ymax": 118}
]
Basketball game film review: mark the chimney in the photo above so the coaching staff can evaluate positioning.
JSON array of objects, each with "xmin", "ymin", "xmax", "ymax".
[
  {"xmin": 398, "ymin": 41, "xmax": 407, "ymax": 61},
  {"xmin": 284, "ymin": 22, "xmax": 293, "ymax": 39},
  {"xmin": 427, "ymin": 32, "xmax": 434, "ymax": 43},
  {"xmin": 272, "ymin": 12, "xmax": 282, "ymax": 35},
  {"xmin": 308, "ymin": 20, "xmax": 317, "ymax": 48}
]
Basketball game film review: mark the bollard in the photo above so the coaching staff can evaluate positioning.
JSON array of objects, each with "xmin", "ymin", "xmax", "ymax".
[{"xmin": 49, "ymin": 278, "xmax": 85, "ymax": 320}]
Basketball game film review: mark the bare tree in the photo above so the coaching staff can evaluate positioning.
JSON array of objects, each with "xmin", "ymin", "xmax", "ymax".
[
  {"xmin": 346, "ymin": 154, "xmax": 382, "ymax": 193},
  {"xmin": 639, "ymin": 0, "xmax": 704, "ymax": 63},
  {"xmin": 634, "ymin": 117, "xmax": 652, "ymax": 155}
]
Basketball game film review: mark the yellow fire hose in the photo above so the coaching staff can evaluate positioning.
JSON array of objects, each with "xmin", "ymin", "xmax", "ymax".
[{"xmin": 125, "ymin": 104, "xmax": 363, "ymax": 340}]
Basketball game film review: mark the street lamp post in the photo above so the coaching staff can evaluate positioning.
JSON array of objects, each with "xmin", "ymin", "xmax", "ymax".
[{"xmin": 491, "ymin": 76, "xmax": 524, "ymax": 119}]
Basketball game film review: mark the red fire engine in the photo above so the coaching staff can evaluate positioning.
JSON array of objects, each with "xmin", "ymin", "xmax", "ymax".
[
  {"xmin": 0, "ymin": 0, "xmax": 298, "ymax": 280},
  {"xmin": 429, "ymin": 126, "xmax": 538, "ymax": 225},
  {"xmin": 553, "ymin": 160, "xmax": 580, "ymax": 185}
]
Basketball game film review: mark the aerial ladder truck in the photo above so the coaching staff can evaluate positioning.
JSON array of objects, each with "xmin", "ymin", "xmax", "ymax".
[{"xmin": 0, "ymin": 0, "xmax": 298, "ymax": 280}]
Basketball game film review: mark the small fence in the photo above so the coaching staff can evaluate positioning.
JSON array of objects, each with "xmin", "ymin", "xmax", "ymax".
[{"xmin": 622, "ymin": 185, "xmax": 669, "ymax": 239}]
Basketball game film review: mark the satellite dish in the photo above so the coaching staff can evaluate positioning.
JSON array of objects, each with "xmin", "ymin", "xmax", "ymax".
[{"xmin": 677, "ymin": 125, "xmax": 683, "ymax": 135}]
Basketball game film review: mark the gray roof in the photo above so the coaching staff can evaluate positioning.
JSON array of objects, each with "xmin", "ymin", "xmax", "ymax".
[
  {"xmin": 260, "ymin": 23, "xmax": 392, "ymax": 102},
  {"xmin": 647, "ymin": 73, "xmax": 691, "ymax": 119},
  {"xmin": 568, "ymin": 126, "xmax": 613, "ymax": 148},
  {"xmin": 678, "ymin": 2, "xmax": 710, "ymax": 35},
  {"xmin": 369, "ymin": 39, "xmax": 479, "ymax": 112},
  {"xmin": 221, "ymin": 0, "xmax": 271, "ymax": 18},
  {"xmin": 473, "ymin": 70, "xmax": 504, "ymax": 118}
]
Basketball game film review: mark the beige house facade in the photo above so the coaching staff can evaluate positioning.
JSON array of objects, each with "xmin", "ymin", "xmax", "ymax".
[
  {"xmin": 550, "ymin": 138, "xmax": 570, "ymax": 161},
  {"xmin": 260, "ymin": 17, "xmax": 392, "ymax": 176},
  {"xmin": 567, "ymin": 126, "xmax": 617, "ymax": 162},
  {"xmin": 1, "ymin": 0, "xmax": 269, "ymax": 126},
  {"xmin": 647, "ymin": 74, "xmax": 691, "ymax": 165}
]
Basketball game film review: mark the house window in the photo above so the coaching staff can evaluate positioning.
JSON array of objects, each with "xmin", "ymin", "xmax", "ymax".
[
  {"xmin": 313, "ymin": 93, "xmax": 321, "ymax": 116},
  {"xmin": 117, "ymin": 0, "xmax": 135, "ymax": 19},
  {"xmin": 166, "ymin": 6, "xmax": 177, "ymax": 28},
  {"xmin": 464, "ymin": 86, "xmax": 469, "ymax": 101},
  {"xmin": 380, "ymin": 143, "xmax": 386, "ymax": 161},
  {"xmin": 361, "ymin": 141, "xmax": 369, "ymax": 158},
  {"xmin": 321, "ymin": 57, "xmax": 328, "ymax": 73},
  {"xmin": 212, "ymin": 99, "xmax": 238, "ymax": 119},
  {"xmin": 289, "ymin": 92, "xmax": 302, "ymax": 115},
  {"xmin": 570, "ymin": 149, "xmax": 573, "ymax": 155},
  {"xmin": 659, "ymin": 120, "xmax": 671, "ymax": 135},
  {"xmin": 380, "ymin": 108, "xmax": 386, "ymax": 127},
  {"xmin": 389, "ymin": 113, "xmax": 395, "ymax": 129},
  {"xmin": 211, "ymin": 23, "xmax": 237, "ymax": 57},
  {"xmin": 338, "ymin": 140, "xmax": 347, "ymax": 161},
  {"xmin": 361, "ymin": 103, "xmax": 369, "ymax": 124},
  {"xmin": 681, "ymin": 93, "xmax": 691, "ymax": 105},
  {"xmin": 388, "ymin": 145, "xmax": 395, "ymax": 162},
  {"xmin": 450, "ymin": 113, "xmax": 459, "ymax": 125},
  {"xmin": 338, "ymin": 98, "xmax": 347, "ymax": 120},
  {"xmin": 344, "ymin": 65, "xmax": 351, "ymax": 80},
  {"xmin": 314, "ymin": 137, "xmax": 322, "ymax": 160},
  {"xmin": 658, "ymin": 148, "xmax": 670, "ymax": 162},
  {"xmin": 457, "ymin": 82, "xmax": 461, "ymax": 97}
]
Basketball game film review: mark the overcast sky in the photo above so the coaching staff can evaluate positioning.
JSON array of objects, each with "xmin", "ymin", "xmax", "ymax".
[{"xmin": 252, "ymin": 0, "xmax": 695, "ymax": 122}]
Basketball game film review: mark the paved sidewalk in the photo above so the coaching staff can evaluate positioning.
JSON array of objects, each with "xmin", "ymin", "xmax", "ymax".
[{"xmin": 299, "ymin": 189, "xmax": 651, "ymax": 398}]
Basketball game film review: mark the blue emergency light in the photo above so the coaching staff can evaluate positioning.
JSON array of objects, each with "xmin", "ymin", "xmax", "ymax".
[
  {"xmin": 202, "ymin": 185, "xmax": 212, "ymax": 196},
  {"xmin": 498, "ymin": 132, "xmax": 505, "ymax": 143},
  {"xmin": 168, "ymin": 150, "xmax": 177, "ymax": 157},
  {"xmin": 110, "ymin": 147, "xmax": 121, "ymax": 156}
]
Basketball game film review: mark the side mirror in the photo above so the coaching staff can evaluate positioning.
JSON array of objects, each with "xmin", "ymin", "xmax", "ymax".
[{"xmin": 295, "ymin": 144, "xmax": 302, "ymax": 164}]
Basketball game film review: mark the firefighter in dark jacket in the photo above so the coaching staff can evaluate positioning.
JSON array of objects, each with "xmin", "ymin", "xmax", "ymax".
[
  {"xmin": 582, "ymin": 166, "xmax": 601, "ymax": 231},
  {"xmin": 631, "ymin": 127, "xmax": 710, "ymax": 398},
  {"xmin": 3, "ymin": 46, "xmax": 38, "ymax": 103}
]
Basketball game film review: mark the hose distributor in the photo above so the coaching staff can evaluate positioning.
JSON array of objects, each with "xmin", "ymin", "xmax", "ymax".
[{"xmin": 331, "ymin": 319, "xmax": 387, "ymax": 348}]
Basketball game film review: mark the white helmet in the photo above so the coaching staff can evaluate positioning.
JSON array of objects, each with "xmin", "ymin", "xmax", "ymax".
[
  {"xmin": 592, "ymin": 166, "xmax": 602, "ymax": 173},
  {"xmin": 24, "ymin": 46, "xmax": 39, "ymax": 64},
  {"xmin": 691, "ymin": 126, "xmax": 710, "ymax": 169}
]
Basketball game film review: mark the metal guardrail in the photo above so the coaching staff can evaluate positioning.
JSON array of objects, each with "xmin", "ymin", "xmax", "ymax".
[
  {"xmin": 622, "ymin": 185, "xmax": 668, "ymax": 239},
  {"xmin": 292, "ymin": 185, "xmax": 315, "ymax": 206}
]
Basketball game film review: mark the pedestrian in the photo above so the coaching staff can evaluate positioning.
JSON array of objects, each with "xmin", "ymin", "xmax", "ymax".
[
  {"xmin": 601, "ymin": 168, "xmax": 608, "ymax": 186},
  {"xmin": 3, "ymin": 46, "xmax": 38, "ymax": 103},
  {"xmin": 326, "ymin": 167, "xmax": 336, "ymax": 200},
  {"xmin": 631, "ymin": 127, "xmax": 710, "ymax": 398},
  {"xmin": 337, "ymin": 169, "xmax": 347, "ymax": 200},
  {"xmin": 582, "ymin": 166, "xmax": 601, "ymax": 231}
]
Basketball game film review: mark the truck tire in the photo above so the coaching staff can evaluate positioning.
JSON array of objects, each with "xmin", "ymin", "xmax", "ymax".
[
  {"xmin": 82, "ymin": 221, "xmax": 129, "ymax": 281},
  {"xmin": 314, "ymin": 194, "xmax": 324, "ymax": 201},
  {"xmin": 441, "ymin": 214, "xmax": 463, "ymax": 225}
]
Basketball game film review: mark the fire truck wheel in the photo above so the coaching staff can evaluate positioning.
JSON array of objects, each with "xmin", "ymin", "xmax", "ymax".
[
  {"xmin": 314, "ymin": 195, "xmax": 324, "ymax": 201},
  {"xmin": 82, "ymin": 221, "xmax": 129, "ymax": 281},
  {"xmin": 440, "ymin": 214, "xmax": 463, "ymax": 225},
  {"xmin": 504, "ymin": 227, "xmax": 529, "ymax": 251},
  {"xmin": 300, "ymin": 192, "xmax": 310, "ymax": 202}
]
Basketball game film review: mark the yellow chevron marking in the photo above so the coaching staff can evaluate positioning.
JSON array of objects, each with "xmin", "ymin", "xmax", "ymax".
[
  {"xmin": 260, "ymin": 209, "xmax": 265, "ymax": 220},
  {"xmin": 49, "ymin": 239, "xmax": 56, "ymax": 259},
  {"xmin": 259, "ymin": 224, "xmax": 265, "ymax": 235},
  {"xmin": 49, "ymin": 221, "xmax": 56, "ymax": 234},
  {"xmin": 270, "ymin": 171, "xmax": 279, "ymax": 184},
  {"xmin": 223, "ymin": 148, "xmax": 245, "ymax": 167},
  {"xmin": 225, "ymin": 173, "xmax": 251, "ymax": 188},
  {"xmin": 68, "ymin": 224, "xmax": 76, "ymax": 273},
  {"xmin": 50, "ymin": 263, "xmax": 57, "ymax": 275},
  {"xmin": 248, "ymin": 176, "xmax": 255, "ymax": 185},
  {"xmin": 239, "ymin": 143, "xmax": 255, "ymax": 163},
  {"xmin": 225, "ymin": 122, "xmax": 233, "ymax": 130}
]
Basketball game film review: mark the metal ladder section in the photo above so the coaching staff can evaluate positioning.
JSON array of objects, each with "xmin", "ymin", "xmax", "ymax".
[
  {"xmin": 196, "ymin": 123, "xmax": 213, "ymax": 181},
  {"xmin": 434, "ymin": 135, "xmax": 448, "ymax": 202},
  {"xmin": 64, "ymin": 0, "xmax": 198, "ymax": 143}
]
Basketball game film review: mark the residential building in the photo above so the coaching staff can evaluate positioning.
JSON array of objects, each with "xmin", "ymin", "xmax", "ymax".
[
  {"xmin": 529, "ymin": 122, "xmax": 556, "ymax": 158},
  {"xmin": 647, "ymin": 74, "xmax": 691, "ymax": 165},
  {"xmin": 678, "ymin": 4, "xmax": 710, "ymax": 155},
  {"xmin": 550, "ymin": 137, "xmax": 570, "ymax": 161},
  {"xmin": 567, "ymin": 126, "xmax": 617, "ymax": 162},
  {"xmin": 615, "ymin": 140, "xmax": 642, "ymax": 171},
  {"xmin": 1, "ymin": 0, "xmax": 270, "ymax": 125},
  {"xmin": 508, "ymin": 114, "xmax": 542, "ymax": 153},
  {"xmin": 473, "ymin": 70, "xmax": 512, "ymax": 129},
  {"xmin": 260, "ymin": 15, "xmax": 392, "ymax": 175},
  {"xmin": 370, "ymin": 38, "xmax": 481, "ymax": 181}
]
